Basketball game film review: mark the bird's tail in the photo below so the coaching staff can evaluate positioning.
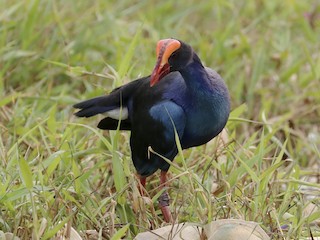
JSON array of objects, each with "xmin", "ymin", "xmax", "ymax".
[
  {"xmin": 73, "ymin": 96, "xmax": 116, "ymax": 118},
  {"xmin": 73, "ymin": 96, "xmax": 131, "ymax": 130}
]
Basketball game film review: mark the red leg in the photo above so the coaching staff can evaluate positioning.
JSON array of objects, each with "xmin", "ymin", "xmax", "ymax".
[
  {"xmin": 159, "ymin": 171, "xmax": 172, "ymax": 222},
  {"xmin": 160, "ymin": 171, "xmax": 168, "ymax": 188},
  {"xmin": 138, "ymin": 176, "xmax": 146, "ymax": 195}
]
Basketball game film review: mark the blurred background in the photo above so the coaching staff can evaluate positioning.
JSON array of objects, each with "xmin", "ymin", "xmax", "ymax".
[{"xmin": 1, "ymin": 0, "xmax": 319, "ymax": 239}]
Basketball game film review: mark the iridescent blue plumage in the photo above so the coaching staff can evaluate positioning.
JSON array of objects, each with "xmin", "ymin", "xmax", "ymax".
[
  {"xmin": 73, "ymin": 39, "xmax": 230, "ymax": 222},
  {"xmin": 74, "ymin": 40, "xmax": 230, "ymax": 176}
]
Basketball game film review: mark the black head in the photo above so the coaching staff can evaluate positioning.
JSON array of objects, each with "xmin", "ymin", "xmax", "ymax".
[
  {"xmin": 150, "ymin": 39, "xmax": 195, "ymax": 86},
  {"xmin": 168, "ymin": 40, "xmax": 194, "ymax": 71}
]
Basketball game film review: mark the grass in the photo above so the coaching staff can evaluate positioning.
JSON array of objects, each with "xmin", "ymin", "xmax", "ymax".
[{"xmin": 1, "ymin": 0, "xmax": 320, "ymax": 239}]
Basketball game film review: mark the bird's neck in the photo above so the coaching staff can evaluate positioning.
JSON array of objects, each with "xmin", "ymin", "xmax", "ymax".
[{"xmin": 179, "ymin": 55, "xmax": 210, "ymax": 91}]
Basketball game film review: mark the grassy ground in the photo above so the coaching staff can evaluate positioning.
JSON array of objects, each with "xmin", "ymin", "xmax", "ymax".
[{"xmin": 1, "ymin": 0, "xmax": 320, "ymax": 239}]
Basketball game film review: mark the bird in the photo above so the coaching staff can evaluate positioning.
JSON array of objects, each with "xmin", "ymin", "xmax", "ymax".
[{"xmin": 73, "ymin": 39, "xmax": 230, "ymax": 222}]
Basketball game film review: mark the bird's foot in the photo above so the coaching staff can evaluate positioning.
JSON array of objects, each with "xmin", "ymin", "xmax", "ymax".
[{"xmin": 158, "ymin": 191, "xmax": 172, "ymax": 222}]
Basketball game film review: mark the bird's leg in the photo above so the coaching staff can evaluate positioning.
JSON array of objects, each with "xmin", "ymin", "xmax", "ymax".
[
  {"xmin": 138, "ymin": 175, "xmax": 146, "ymax": 195},
  {"xmin": 159, "ymin": 170, "xmax": 172, "ymax": 222}
]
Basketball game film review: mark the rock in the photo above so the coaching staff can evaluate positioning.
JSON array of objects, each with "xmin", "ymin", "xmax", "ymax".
[
  {"xmin": 134, "ymin": 219, "xmax": 270, "ymax": 240},
  {"xmin": 204, "ymin": 219, "xmax": 270, "ymax": 240},
  {"xmin": 135, "ymin": 223, "xmax": 202, "ymax": 240}
]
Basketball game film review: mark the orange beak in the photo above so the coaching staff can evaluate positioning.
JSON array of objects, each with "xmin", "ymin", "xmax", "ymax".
[{"xmin": 150, "ymin": 39, "xmax": 181, "ymax": 87}]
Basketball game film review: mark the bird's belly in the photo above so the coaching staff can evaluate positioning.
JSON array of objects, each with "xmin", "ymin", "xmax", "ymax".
[
  {"xmin": 181, "ymin": 110, "xmax": 225, "ymax": 148},
  {"xmin": 182, "ymin": 126, "xmax": 217, "ymax": 148}
]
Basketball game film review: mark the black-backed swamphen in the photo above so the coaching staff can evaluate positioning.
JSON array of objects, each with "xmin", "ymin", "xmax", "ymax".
[{"xmin": 74, "ymin": 39, "xmax": 230, "ymax": 222}]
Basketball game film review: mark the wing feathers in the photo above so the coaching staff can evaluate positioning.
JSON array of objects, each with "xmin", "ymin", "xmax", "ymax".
[{"xmin": 97, "ymin": 118, "xmax": 131, "ymax": 130}]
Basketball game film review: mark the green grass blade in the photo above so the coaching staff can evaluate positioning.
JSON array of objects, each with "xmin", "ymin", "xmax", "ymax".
[
  {"xmin": 110, "ymin": 223, "xmax": 130, "ymax": 240},
  {"xmin": 41, "ymin": 216, "xmax": 72, "ymax": 240},
  {"xmin": 117, "ymin": 27, "xmax": 143, "ymax": 81},
  {"xmin": 18, "ymin": 156, "xmax": 33, "ymax": 190}
]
